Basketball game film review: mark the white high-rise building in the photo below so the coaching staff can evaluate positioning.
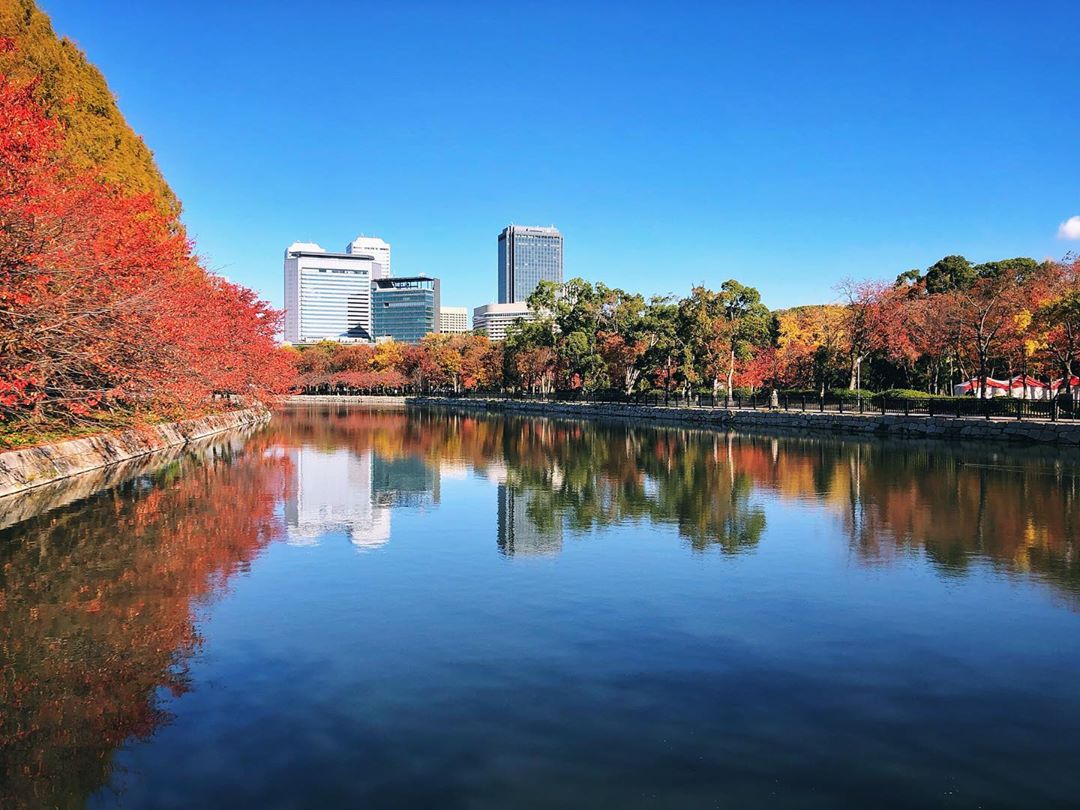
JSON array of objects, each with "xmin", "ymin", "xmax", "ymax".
[
  {"xmin": 283, "ymin": 242, "xmax": 377, "ymax": 343},
  {"xmin": 346, "ymin": 235, "xmax": 391, "ymax": 279},
  {"xmin": 472, "ymin": 302, "xmax": 534, "ymax": 341},
  {"xmin": 439, "ymin": 306, "xmax": 470, "ymax": 334}
]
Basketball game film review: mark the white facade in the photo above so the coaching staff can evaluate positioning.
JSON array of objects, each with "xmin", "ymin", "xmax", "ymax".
[
  {"xmin": 439, "ymin": 306, "xmax": 470, "ymax": 334},
  {"xmin": 284, "ymin": 242, "xmax": 377, "ymax": 343},
  {"xmin": 472, "ymin": 302, "xmax": 534, "ymax": 341},
  {"xmin": 346, "ymin": 235, "xmax": 391, "ymax": 279}
]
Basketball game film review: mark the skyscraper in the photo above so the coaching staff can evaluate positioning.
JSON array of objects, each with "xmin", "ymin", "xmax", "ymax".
[
  {"xmin": 283, "ymin": 242, "xmax": 377, "ymax": 343},
  {"xmin": 346, "ymin": 235, "xmax": 391, "ymax": 279},
  {"xmin": 497, "ymin": 224, "xmax": 563, "ymax": 303}
]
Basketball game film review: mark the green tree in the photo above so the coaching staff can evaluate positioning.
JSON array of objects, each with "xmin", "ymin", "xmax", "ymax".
[
  {"xmin": 717, "ymin": 280, "xmax": 771, "ymax": 397},
  {"xmin": 924, "ymin": 255, "xmax": 975, "ymax": 294},
  {"xmin": 640, "ymin": 297, "xmax": 681, "ymax": 399}
]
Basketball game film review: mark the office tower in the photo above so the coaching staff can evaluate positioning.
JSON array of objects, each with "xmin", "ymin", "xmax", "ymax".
[
  {"xmin": 472, "ymin": 302, "xmax": 534, "ymax": 341},
  {"xmin": 346, "ymin": 235, "xmax": 391, "ymax": 279},
  {"xmin": 439, "ymin": 306, "xmax": 470, "ymax": 334},
  {"xmin": 371, "ymin": 276, "xmax": 440, "ymax": 344},
  {"xmin": 497, "ymin": 224, "xmax": 563, "ymax": 303},
  {"xmin": 283, "ymin": 242, "xmax": 377, "ymax": 343}
]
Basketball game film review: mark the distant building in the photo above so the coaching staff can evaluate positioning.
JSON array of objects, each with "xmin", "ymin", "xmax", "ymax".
[
  {"xmin": 371, "ymin": 276, "xmax": 440, "ymax": 344},
  {"xmin": 346, "ymin": 235, "xmax": 391, "ymax": 279},
  {"xmin": 439, "ymin": 306, "xmax": 470, "ymax": 334},
  {"xmin": 498, "ymin": 224, "xmax": 563, "ymax": 303},
  {"xmin": 472, "ymin": 302, "xmax": 533, "ymax": 342},
  {"xmin": 283, "ymin": 242, "xmax": 377, "ymax": 343}
]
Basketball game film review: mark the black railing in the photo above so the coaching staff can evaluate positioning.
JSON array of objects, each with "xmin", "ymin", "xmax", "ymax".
[{"xmin": 294, "ymin": 388, "xmax": 1079, "ymax": 421}]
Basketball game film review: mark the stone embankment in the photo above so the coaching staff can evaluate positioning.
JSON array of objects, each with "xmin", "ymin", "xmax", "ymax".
[
  {"xmin": 407, "ymin": 397, "xmax": 1080, "ymax": 446},
  {"xmin": 0, "ymin": 408, "xmax": 270, "ymax": 499}
]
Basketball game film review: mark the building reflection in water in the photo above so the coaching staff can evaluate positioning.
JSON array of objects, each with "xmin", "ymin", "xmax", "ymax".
[
  {"xmin": 497, "ymin": 483, "xmax": 564, "ymax": 557},
  {"xmin": 373, "ymin": 454, "xmax": 440, "ymax": 508},
  {"xmin": 284, "ymin": 447, "xmax": 391, "ymax": 551}
]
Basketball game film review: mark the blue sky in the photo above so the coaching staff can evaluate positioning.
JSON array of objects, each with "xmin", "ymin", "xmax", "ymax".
[{"xmin": 41, "ymin": 1, "xmax": 1080, "ymax": 311}]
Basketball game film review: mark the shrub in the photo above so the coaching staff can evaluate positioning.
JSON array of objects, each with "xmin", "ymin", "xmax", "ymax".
[
  {"xmin": 873, "ymin": 388, "xmax": 949, "ymax": 400},
  {"xmin": 829, "ymin": 388, "xmax": 875, "ymax": 400}
]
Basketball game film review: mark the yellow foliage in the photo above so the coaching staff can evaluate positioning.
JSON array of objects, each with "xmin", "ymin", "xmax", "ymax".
[
  {"xmin": 775, "ymin": 305, "xmax": 846, "ymax": 353},
  {"xmin": 373, "ymin": 340, "xmax": 404, "ymax": 371},
  {"xmin": 0, "ymin": 0, "xmax": 180, "ymax": 220}
]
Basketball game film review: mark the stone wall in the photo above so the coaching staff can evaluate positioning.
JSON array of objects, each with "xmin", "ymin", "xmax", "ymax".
[
  {"xmin": 0, "ymin": 408, "xmax": 270, "ymax": 498},
  {"xmin": 407, "ymin": 397, "xmax": 1080, "ymax": 446}
]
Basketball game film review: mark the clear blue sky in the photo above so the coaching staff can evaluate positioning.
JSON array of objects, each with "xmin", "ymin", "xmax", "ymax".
[{"xmin": 41, "ymin": 0, "xmax": 1080, "ymax": 312}]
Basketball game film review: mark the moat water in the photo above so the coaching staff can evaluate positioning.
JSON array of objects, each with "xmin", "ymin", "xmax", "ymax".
[{"xmin": 2, "ymin": 405, "xmax": 1079, "ymax": 808}]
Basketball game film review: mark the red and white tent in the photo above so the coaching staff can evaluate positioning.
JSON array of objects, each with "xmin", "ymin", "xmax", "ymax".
[
  {"xmin": 952, "ymin": 377, "xmax": 1010, "ymax": 397},
  {"xmin": 1050, "ymin": 376, "xmax": 1080, "ymax": 392},
  {"xmin": 1008, "ymin": 375, "xmax": 1051, "ymax": 400}
]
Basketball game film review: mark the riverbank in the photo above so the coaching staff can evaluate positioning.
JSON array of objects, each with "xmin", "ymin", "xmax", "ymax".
[
  {"xmin": 400, "ymin": 396, "xmax": 1080, "ymax": 446},
  {"xmin": 0, "ymin": 408, "xmax": 270, "ymax": 498}
]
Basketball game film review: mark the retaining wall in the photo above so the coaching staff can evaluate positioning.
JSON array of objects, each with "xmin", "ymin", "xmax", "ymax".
[
  {"xmin": 406, "ymin": 397, "xmax": 1080, "ymax": 446},
  {"xmin": 0, "ymin": 408, "xmax": 270, "ymax": 499}
]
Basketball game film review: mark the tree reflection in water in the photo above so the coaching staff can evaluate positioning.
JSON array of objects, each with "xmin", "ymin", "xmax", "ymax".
[
  {"xmin": 283, "ymin": 406, "xmax": 1078, "ymax": 587},
  {"xmin": 0, "ymin": 436, "xmax": 291, "ymax": 808},
  {"xmin": 1, "ymin": 406, "xmax": 1077, "ymax": 806}
]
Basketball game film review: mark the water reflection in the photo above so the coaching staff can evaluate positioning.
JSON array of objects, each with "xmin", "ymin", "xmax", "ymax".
[
  {"xmin": 284, "ymin": 447, "xmax": 390, "ymax": 549},
  {"xmin": 0, "ymin": 434, "xmax": 290, "ymax": 808},
  {"xmin": 276, "ymin": 405, "xmax": 1079, "ymax": 590},
  {"xmin": 1, "ymin": 405, "xmax": 1078, "ymax": 807}
]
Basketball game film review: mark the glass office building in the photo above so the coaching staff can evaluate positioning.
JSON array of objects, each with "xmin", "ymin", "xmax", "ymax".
[
  {"xmin": 371, "ymin": 276, "xmax": 440, "ymax": 344},
  {"xmin": 497, "ymin": 225, "xmax": 563, "ymax": 304}
]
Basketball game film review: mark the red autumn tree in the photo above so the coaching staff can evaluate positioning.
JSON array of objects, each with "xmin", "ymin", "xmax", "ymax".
[{"xmin": 0, "ymin": 70, "xmax": 291, "ymax": 435}]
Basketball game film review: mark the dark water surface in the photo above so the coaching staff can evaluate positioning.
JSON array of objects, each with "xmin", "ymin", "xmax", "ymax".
[{"xmin": 3, "ymin": 405, "xmax": 1080, "ymax": 808}]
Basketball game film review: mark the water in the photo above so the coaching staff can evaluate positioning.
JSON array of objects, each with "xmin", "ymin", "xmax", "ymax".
[{"xmin": 2, "ymin": 405, "xmax": 1079, "ymax": 809}]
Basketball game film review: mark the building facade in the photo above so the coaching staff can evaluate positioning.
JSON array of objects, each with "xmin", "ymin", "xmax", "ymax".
[
  {"xmin": 497, "ymin": 224, "xmax": 563, "ymax": 303},
  {"xmin": 439, "ymin": 306, "xmax": 470, "ymax": 334},
  {"xmin": 371, "ymin": 276, "xmax": 441, "ymax": 344},
  {"xmin": 346, "ymin": 235, "xmax": 391, "ymax": 279},
  {"xmin": 472, "ymin": 302, "xmax": 534, "ymax": 341},
  {"xmin": 283, "ymin": 242, "xmax": 377, "ymax": 343}
]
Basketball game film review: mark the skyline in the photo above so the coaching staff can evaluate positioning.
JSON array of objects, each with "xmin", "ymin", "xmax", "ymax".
[{"xmin": 38, "ymin": 0, "xmax": 1080, "ymax": 312}]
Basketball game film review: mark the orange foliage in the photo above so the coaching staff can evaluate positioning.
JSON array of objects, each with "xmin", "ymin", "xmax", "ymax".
[{"xmin": 0, "ymin": 71, "xmax": 291, "ymax": 430}]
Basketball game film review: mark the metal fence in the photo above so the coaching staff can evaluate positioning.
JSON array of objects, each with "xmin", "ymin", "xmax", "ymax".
[{"xmin": 423, "ymin": 389, "xmax": 1080, "ymax": 422}]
